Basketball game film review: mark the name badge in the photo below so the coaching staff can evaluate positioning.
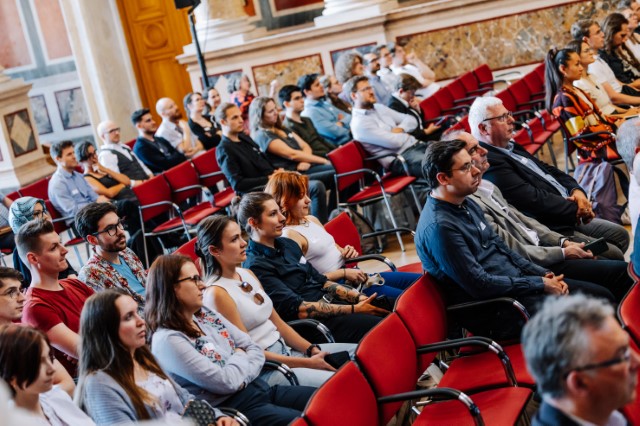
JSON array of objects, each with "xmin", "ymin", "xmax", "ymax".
[
  {"xmin": 519, "ymin": 156, "xmax": 528, "ymax": 164},
  {"xmin": 480, "ymin": 222, "xmax": 486, "ymax": 231},
  {"xmin": 71, "ymin": 189, "xmax": 79, "ymax": 195},
  {"xmin": 299, "ymin": 256, "xmax": 307, "ymax": 264}
]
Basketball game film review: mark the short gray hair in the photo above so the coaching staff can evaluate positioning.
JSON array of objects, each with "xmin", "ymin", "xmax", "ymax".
[
  {"xmin": 334, "ymin": 51, "xmax": 363, "ymax": 84},
  {"xmin": 616, "ymin": 118, "xmax": 640, "ymax": 171},
  {"xmin": 468, "ymin": 96, "xmax": 503, "ymax": 140},
  {"xmin": 522, "ymin": 294, "xmax": 614, "ymax": 398}
]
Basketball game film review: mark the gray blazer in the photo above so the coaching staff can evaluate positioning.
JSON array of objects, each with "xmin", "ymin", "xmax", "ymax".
[{"xmin": 470, "ymin": 185, "xmax": 565, "ymax": 267}]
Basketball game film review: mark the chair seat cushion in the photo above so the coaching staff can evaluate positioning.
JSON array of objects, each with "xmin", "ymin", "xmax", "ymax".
[
  {"xmin": 414, "ymin": 387, "xmax": 532, "ymax": 426},
  {"xmin": 346, "ymin": 176, "xmax": 416, "ymax": 204},
  {"xmin": 213, "ymin": 187, "xmax": 235, "ymax": 208},
  {"xmin": 396, "ymin": 263, "xmax": 423, "ymax": 274},
  {"xmin": 182, "ymin": 203, "xmax": 221, "ymax": 226}
]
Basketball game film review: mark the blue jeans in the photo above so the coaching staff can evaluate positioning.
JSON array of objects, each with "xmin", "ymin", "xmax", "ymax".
[{"xmin": 361, "ymin": 271, "xmax": 421, "ymax": 299}]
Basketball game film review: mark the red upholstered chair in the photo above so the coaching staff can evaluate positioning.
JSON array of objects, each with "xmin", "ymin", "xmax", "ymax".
[
  {"xmin": 173, "ymin": 237, "xmax": 202, "ymax": 274},
  {"xmin": 19, "ymin": 176, "xmax": 51, "ymax": 200},
  {"xmin": 473, "ymin": 63, "xmax": 519, "ymax": 89},
  {"xmin": 394, "ymin": 275, "xmax": 535, "ymax": 393},
  {"xmin": 459, "ymin": 71, "xmax": 492, "ymax": 97},
  {"xmin": 432, "ymin": 87, "xmax": 470, "ymax": 116},
  {"xmin": 190, "ymin": 148, "xmax": 236, "ymax": 210},
  {"xmin": 327, "ymin": 141, "xmax": 421, "ymax": 251},
  {"xmin": 162, "ymin": 162, "xmax": 222, "ymax": 224},
  {"xmin": 445, "ymin": 79, "xmax": 477, "ymax": 106},
  {"xmin": 355, "ymin": 313, "xmax": 533, "ymax": 425},
  {"xmin": 5, "ymin": 190, "xmax": 20, "ymax": 201},
  {"xmin": 125, "ymin": 139, "xmax": 136, "ymax": 150}
]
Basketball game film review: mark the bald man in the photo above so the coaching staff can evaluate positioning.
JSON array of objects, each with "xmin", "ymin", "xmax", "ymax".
[
  {"xmin": 97, "ymin": 120, "xmax": 152, "ymax": 186},
  {"xmin": 155, "ymin": 97, "xmax": 204, "ymax": 158}
]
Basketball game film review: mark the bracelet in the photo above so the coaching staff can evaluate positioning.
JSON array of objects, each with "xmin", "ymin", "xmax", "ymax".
[
  {"xmin": 305, "ymin": 344, "xmax": 321, "ymax": 357},
  {"xmin": 351, "ymin": 305, "xmax": 355, "ymax": 314}
]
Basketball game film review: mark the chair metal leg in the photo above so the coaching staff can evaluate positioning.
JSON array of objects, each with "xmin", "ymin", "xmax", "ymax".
[
  {"xmin": 381, "ymin": 193, "xmax": 405, "ymax": 252},
  {"xmin": 409, "ymin": 185, "xmax": 422, "ymax": 212},
  {"xmin": 545, "ymin": 139, "xmax": 557, "ymax": 168}
]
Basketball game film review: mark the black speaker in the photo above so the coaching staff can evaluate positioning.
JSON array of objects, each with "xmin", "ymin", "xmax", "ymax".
[{"xmin": 174, "ymin": 0, "xmax": 200, "ymax": 9}]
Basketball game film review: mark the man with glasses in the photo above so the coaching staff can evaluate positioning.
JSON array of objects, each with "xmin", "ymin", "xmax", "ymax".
[
  {"xmin": 96, "ymin": 119, "xmax": 153, "ymax": 184},
  {"xmin": 76, "ymin": 203, "xmax": 147, "ymax": 313},
  {"xmin": 349, "ymin": 75, "xmax": 427, "ymax": 178},
  {"xmin": 363, "ymin": 51, "xmax": 392, "ymax": 106},
  {"xmin": 415, "ymin": 140, "xmax": 615, "ymax": 338},
  {"xmin": 523, "ymin": 294, "xmax": 639, "ymax": 425},
  {"xmin": 469, "ymin": 96, "xmax": 629, "ymax": 260}
]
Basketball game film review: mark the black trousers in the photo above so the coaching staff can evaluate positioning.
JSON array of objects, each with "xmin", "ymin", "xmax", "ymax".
[
  {"xmin": 322, "ymin": 313, "xmax": 383, "ymax": 343},
  {"xmin": 222, "ymin": 379, "xmax": 314, "ymax": 426},
  {"xmin": 547, "ymin": 258, "xmax": 632, "ymax": 302}
]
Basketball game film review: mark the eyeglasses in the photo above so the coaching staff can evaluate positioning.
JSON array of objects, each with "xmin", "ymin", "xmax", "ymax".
[
  {"xmin": 563, "ymin": 347, "xmax": 633, "ymax": 378},
  {"xmin": 176, "ymin": 275, "xmax": 204, "ymax": 284},
  {"xmin": 239, "ymin": 281, "xmax": 265, "ymax": 305},
  {"xmin": 482, "ymin": 111, "xmax": 513, "ymax": 123},
  {"xmin": 448, "ymin": 162, "xmax": 476, "ymax": 173},
  {"xmin": 357, "ymin": 86, "xmax": 374, "ymax": 93},
  {"xmin": 93, "ymin": 220, "xmax": 125, "ymax": 237},
  {"xmin": 107, "ymin": 128, "xmax": 121, "ymax": 134},
  {"xmin": 1, "ymin": 287, "xmax": 21, "ymax": 299}
]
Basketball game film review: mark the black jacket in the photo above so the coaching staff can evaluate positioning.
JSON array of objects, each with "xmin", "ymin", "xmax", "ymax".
[
  {"xmin": 387, "ymin": 96, "xmax": 438, "ymax": 142},
  {"xmin": 216, "ymin": 134, "xmax": 275, "ymax": 195},
  {"xmin": 133, "ymin": 136, "xmax": 186, "ymax": 174},
  {"xmin": 481, "ymin": 141, "xmax": 583, "ymax": 234}
]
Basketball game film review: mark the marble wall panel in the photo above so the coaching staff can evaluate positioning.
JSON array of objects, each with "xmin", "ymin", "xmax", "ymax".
[
  {"xmin": 0, "ymin": 0, "xmax": 32, "ymax": 69},
  {"xmin": 252, "ymin": 54, "xmax": 324, "ymax": 96},
  {"xmin": 33, "ymin": 0, "xmax": 73, "ymax": 61},
  {"xmin": 398, "ymin": 0, "xmax": 619, "ymax": 80}
]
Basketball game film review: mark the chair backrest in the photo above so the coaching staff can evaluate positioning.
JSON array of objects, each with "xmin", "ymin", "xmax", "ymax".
[
  {"xmin": 327, "ymin": 141, "xmax": 366, "ymax": 191},
  {"xmin": 191, "ymin": 148, "xmax": 227, "ymax": 188},
  {"xmin": 163, "ymin": 161, "xmax": 201, "ymax": 205},
  {"xmin": 508, "ymin": 79, "xmax": 534, "ymax": 110},
  {"xmin": 523, "ymin": 70, "xmax": 544, "ymax": 96},
  {"xmin": 460, "ymin": 71, "xmax": 480, "ymax": 93},
  {"xmin": 45, "ymin": 200, "xmax": 70, "ymax": 235},
  {"xmin": 5, "ymin": 191, "xmax": 20, "ymax": 201},
  {"xmin": 173, "ymin": 237, "xmax": 202, "ymax": 274},
  {"xmin": 125, "ymin": 139, "xmax": 136, "ymax": 150},
  {"xmin": 433, "ymin": 87, "xmax": 454, "ymax": 110},
  {"xmin": 324, "ymin": 212, "xmax": 363, "ymax": 255},
  {"xmin": 302, "ymin": 362, "xmax": 379, "ymax": 426},
  {"xmin": 533, "ymin": 62, "xmax": 545, "ymax": 81},
  {"xmin": 446, "ymin": 79, "xmax": 468, "ymax": 102},
  {"xmin": 20, "ymin": 176, "xmax": 51, "ymax": 200},
  {"xmin": 495, "ymin": 88, "xmax": 518, "ymax": 113},
  {"xmin": 474, "ymin": 63, "xmax": 494, "ymax": 85},
  {"xmin": 395, "ymin": 274, "xmax": 448, "ymax": 374},
  {"xmin": 132, "ymin": 175, "xmax": 173, "ymax": 222},
  {"xmin": 618, "ymin": 282, "xmax": 640, "ymax": 346},
  {"xmin": 419, "ymin": 95, "xmax": 444, "ymax": 122},
  {"xmin": 355, "ymin": 313, "xmax": 418, "ymax": 424}
]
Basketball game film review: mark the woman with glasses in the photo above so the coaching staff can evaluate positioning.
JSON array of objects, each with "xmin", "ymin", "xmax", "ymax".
[
  {"xmin": 240, "ymin": 192, "xmax": 387, "ymax": 344},
  {"xmin": 265, "ymin": 170, "xmax": 419, "ymax": 300},
  {"xmin": 8, "ymin": 197, "xmax": 77, "ymax": 289},
  {"xmin": 75, "ymin": 141, "xmax": 137, "ymax": 203},
  {"xmin": 0, "ymin": 324, "xmax": 95, "ymax": 425},
  {"xmin": 77, "ymin": 290, "xmax": 237, "ymax": 425},
  {"xmin": 545, "ymin": 47, "xmax": 623, "ymax": 163},
  {"xmin": 195, "ymin": 215, "xmax": 356, "ymax": 388},
  {"xmin": 145, "ymin": 254, "xmax": 315, "ymax": 426}
]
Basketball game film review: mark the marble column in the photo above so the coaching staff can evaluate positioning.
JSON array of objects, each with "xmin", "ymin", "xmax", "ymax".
[
  {"xmin": 315, "ymin": 0, "xmax": 398, "ymax": 26},
  {"xmin": 57, "ymin": 0, "xmax": 140, "ymax": 144},
  {"xmin": 0, "ymin": 66, "xmax": 55, "ymax": 190},
  {"xmin": 189, "ymin": 0, "xmax": 261, "ymax": 52}
]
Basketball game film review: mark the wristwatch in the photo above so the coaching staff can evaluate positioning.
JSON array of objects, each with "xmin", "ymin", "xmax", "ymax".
[{"xmin": 305, "ymin": 344, "xmax": 321, "ymax": 357}]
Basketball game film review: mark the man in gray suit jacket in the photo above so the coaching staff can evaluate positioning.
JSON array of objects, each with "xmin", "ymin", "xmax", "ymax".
[{"xmin": 447, "ymin": 131, "xmax": 632, "ymax": 301}]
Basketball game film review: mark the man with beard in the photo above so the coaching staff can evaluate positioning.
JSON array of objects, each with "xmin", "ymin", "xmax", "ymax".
[
  {"xmin": 76, "ymin": 203, "xmax": 147, "ymax": 312},
  {"xmin": 155, "ymin": 97, "xmax": 204, "ymax": 157},
  {"xmin": 131, "ymin": 108, "xmax": 187, "ymax": 174},
  {"xmin": 363, "ymin": 51, "xmax": 392, "ymax": 106}
]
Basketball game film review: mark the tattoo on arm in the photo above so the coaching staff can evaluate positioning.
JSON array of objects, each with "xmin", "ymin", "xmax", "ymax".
[
  {"xmin": 323, "ymin": 282, "xmax": 360, "ymax": 304},
  {"xmin": 299, "ymin": 301, "xmax": 348, "ymax": 319}
]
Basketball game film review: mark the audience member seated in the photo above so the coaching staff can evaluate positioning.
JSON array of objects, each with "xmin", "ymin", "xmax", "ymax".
[
  {"xmin": 298, "ymin": 73, "xmax": 351, "ymax": 146},
  {"xmin": 145, "ymin": 254, "xmax": 315, "ymax": 426},
  {"xmin": 348, "ymin": 75, "xmax": 426, "ymax": 178},
  {"xmin": 240, "ymin": 193, "xmax": 387, "ymax": 343},
  {"xmin": 334, "ymin": 51, "xmax": 365, "ymax": 104},
  {"xmin": 155, "ymin": 97, "xmax": 204, "ymax": 158},
  {"xmin": 0, "ymin": 194, "xmax": 14, "ymax": 253},
  {"xmin": 16, "ymin": 220, "xmax": 94, "ymax": 376},
  {"xmin": 319, "ymin": 75, "xmax": 352, "ymax": 114},
  {"xmin": 415, "ymin": 140, "xmax": 616, "ymax": 338},
  {"xmin": 568, "ymin": 39, "xmax": 640, "ymax": 116},
  {"xmin": 389, "ymin": 41, "xmax": 439, "ymax": 98},
  {"xmin": 131, "ymin": 108, "xmax": 187, "ymax": 174},
  {"xmin": 522, "ymin": 294, "xmax": 638, "ymax": 426},
  {"xmin": 266, "ymin": 170, "xmax": 420, "ymax": 300},
  {"xmin": 215, "ymin": 103, "xmax": 329, "ymax": 223},
  {"xmin": 9, "ymin": 197, "xmax": 77, "ymax": 289},
  {"xmin": 204, "ymin": 86, "xmax": 222, "ymax": 116},
  {"xmin": 599, "ymin": 13, "xmax": 640, "ymax": 87},
  {"xmin": 617, "ymin": 118, "xmax": 640, "ymax": 235},
  {"xmin": 75, "ymin": 141, "xmax": 138, "ymax": 203},
  {"xmin": 77, "ymin": 290, "xmax": 236, "ymax": 425},
  {"xmin": 0, "ymin": 325, "xmax": 94, "ymax": 424},
  {"xmin": 185, "ymin": 91, "xmax": 221, "ymax": 150},
  {"xmin": 573, "ymin": 19, "xmax": 640, "ymax": 101},
  {"xmin": 279, "ymin": 85, "xmax": 335, "ymax": 158},
  {"xmin": 249, "ymin": 96, "xmax": 336, "ymax": 210},
  {"xmin": 374, "ymin": 44, "xmax": 399, "ymax": 92},
  {"xmin": 228, "ymin": 74, "xmax": 255, "ymax": 134},
  {"xmin": 469, "ymin": 96, "xmax": 630, "ymax": 259},
  {"xmin": 196, "ymin": 215, "xmax": 356, "ymax": 388},
  {"xmin": 388, "ymin": 73, "xmax": 442, "ymax": 142},
  {"xmin": 545, "ymin": 47, "xmax": 622, "ymax": 163},
  {"xmin": 451, "ymin": 131, "xmax": 632, "ymax": 301},
  {"xmin": 363, "ymin": 51, "xmax": 392, "ymax": 105},
  {"xmin": 75, "ymin": 203, "xmax": 147, "ymax": 312},
  {"xmin": 623, "ymin": 6, "xmax": 640, "ymax": 59},
  {"xmin": 96, "ymin": 119, "xmax": 153, "ymax": 184}
]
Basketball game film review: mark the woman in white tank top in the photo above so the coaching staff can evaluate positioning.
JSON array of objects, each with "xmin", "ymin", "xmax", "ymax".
[
  {"xmin": 265, "ymin": 170, "xmax": 420, "ymax": 300},
  {"xmin": 195, "ymin": 215, "xmax": 355, "ymax": 388}
]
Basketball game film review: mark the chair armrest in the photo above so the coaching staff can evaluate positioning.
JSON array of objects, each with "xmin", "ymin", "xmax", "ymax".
[
  {"xmin": 568, "ymin": 131, "xmax": 616, "ymax": 142},
  {"xmin": 263, "ymin": 361, "xmax": 300, "ymax": 386},
  {"xmin": 495, "ymin": 70, "xmax": 522, "ymax": 79},
  {"xmin": 173, "ymin": 184, "xmax": 207, "ymax": 194},
  {"xmin": 447, "ymin": 297, "xmax": 530, "ymax": 322},
  {"xmin": 287, "ymin": 319, "xmax": 336, "ymax": 343},
  {"xmin": 453, "ymin": 95, "xmax": 478, "ymax": 105},
  {"xmin": 198, "ymin": 170, "xmax": 225, "ymax": 180},
  {"xmin": 362, "ymin": 227, "xmax": 415, "ymax": 239},
  {"xmin": 218, "ymin": 407, "xmax": 250, "ymax": 426},
  {"xmin": 345, "ymin": 254, "xmax": 397, "ymax": 272}
]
